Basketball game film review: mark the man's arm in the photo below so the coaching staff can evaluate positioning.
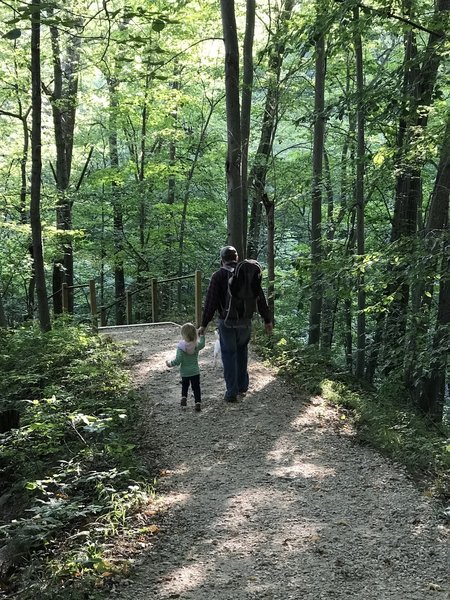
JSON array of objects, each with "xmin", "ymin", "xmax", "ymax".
[
  {"xmin": 199, "ymin": 272, "xmax": 220, "ymax": 332},
  {"xmin": 257, "ymin": 290, "xmax": 273, "ymax": 333},
  {"xmin": 196, "ymin": 335, "xmax": 206, "ymax": 351}
]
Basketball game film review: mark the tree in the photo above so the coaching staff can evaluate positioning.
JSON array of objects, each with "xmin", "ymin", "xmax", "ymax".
[
  {"xmin": 353, "ymin": 5, "xmax": 366, "ymax": 378},
  {"xmin": 308, "ymin": 2, "xmax": 326, "ymax": 345},
  {"xmin": 30, "ymin": 0, "xmax": 51, "ymax": 332},
  {"xmin": 241, "ymin": 0, "xmax": 255, "ymax": 252},
  {"xmin": 48, "ymin": 6, "xmax": 83, "ymax": 315},
  {"xmin": 220, "ymin": 0, "xmax": 244, "ymax": 258}
]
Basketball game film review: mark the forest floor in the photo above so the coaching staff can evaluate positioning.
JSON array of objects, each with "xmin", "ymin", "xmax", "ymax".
[{"xmin": 105, "ymin": 324, "xmax": 449, "ymax": 600}]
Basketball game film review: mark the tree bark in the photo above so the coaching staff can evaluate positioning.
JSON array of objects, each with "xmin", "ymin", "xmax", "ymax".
[
  {"xmin": 49, "ymin": 15, "xmax": 82, "ymax": 315},
  {"xmin": 418, "ymin": 240, "xmax": 450, "ymax": 422},
  {"xmin": 415, "ymin": 113, "xmax": 450, "ymax": 419},
  {"xmin": 262, "ymin": 193, "xmax": 275, "ymax": 321},
  {"xmin": 353, "ymin": 5, "xmax": 366, "ymax": 378},
  {"xmin": 308, "ymin": 6, "xmax": 326, "ymax": 345},
  {"xmin": 241, "ymin": 0, "xmax": 255, "ymax": 255},
  {"xmin": 246, "ymin": 0, "xmax": 294, "ymax": 260},
  {"xmin": 108, "ymin": 77, "xmax": 126, "ymax": 325},
  {"xmin": 220, "ymin": 0, "xmax": 244, "ymax": 258},
  {"xmin": 30, "ymin": 0, "xmax": 51, "ymax": 332}
]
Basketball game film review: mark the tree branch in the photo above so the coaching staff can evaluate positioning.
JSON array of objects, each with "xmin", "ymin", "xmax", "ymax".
[{"xmin": 334, "ymin": 0, "xmax": 443, "ymax": 37}]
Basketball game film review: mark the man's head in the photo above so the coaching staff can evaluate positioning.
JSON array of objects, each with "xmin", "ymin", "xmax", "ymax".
[{"xmin": 220, "ymin": 245, "xmax": 238, "ymax": 265}]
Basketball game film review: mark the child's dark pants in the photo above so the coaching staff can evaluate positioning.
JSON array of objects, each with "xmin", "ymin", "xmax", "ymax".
[{"xmin": 181, "ymin": 374, "xmax": 201, "ymax": 402}]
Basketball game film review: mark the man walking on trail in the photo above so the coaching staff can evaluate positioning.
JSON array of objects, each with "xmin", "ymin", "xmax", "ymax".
[{"xmin": 198, "ymin": 246, "xmax": 273, "ymax": 403}]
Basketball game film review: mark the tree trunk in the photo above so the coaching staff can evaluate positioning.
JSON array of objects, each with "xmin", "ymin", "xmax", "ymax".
[
  {"xmin": 308, "ymin": 6, "xmax": 326, "ymax": 345},
  {"xmin": 320, "ymin": 149, "xmax": 335, "ymax": 351},
  {"xmin": 354, "ymin": 5, "xmax": 366, "ymax": 378},
  {"xmin": 108, "ymin": 78, "xmax": 126, "ymax": 325},
  {"xmin": 49, "ymin": 17, "xmax": 82, "ymax": 315},
  {"xmin": 241, "ymin": 0, "xmax": 255, "ymax": 255},
  {"xmin": 246, "ymin": 0, "xmax": 294, "ymax": 260},
  {"xmin": 220, "ymin": 0, "xmax": 244, "ymax": 258},
  {"xmin": 262, "ymin": 194, "xmax": 275, "ymax": 321},
  {"xmin": 0, "ymin": 292, "xmax": 7, "ymax": 328},
  {"xmin": 30, "ymin": 0, "xmax": 51, "ymax": 332},
  {"xmin": 415, "ymin": 112, "xmax": 450, "ymax": 419},
  {"xmin": 418, "ymin": 241, "xmax": 450, "ymax": 422}
]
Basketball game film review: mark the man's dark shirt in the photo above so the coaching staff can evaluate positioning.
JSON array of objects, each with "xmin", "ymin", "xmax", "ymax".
[{"xmin": 201, "ymin": 265, "xmax": 271, "ymax": 328}]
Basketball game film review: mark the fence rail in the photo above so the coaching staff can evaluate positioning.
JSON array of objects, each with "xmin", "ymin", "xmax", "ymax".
[
  {"xmin": 47, "ymin": 271, "xmax": 202, "ymax": 332},
  {"xmin": 119, "ymin": 271, "xmax": 202, "ymax": 329}
]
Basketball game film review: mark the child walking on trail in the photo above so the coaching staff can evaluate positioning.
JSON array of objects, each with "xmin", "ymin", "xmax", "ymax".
[{"xmin": 166, "ymin": 323, "xmax": 205, "ymax": 412}]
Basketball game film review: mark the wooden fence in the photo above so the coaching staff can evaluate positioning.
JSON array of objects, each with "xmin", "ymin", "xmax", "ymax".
[{"xmin": 55, "ymin": 271, "xmax": 202, "ymax": 331}]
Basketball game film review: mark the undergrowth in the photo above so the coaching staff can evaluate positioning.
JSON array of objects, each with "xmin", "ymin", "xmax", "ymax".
[
  {"xmin": 253, "ymin": 327, "xmax": 450, "ymax": 503},
  {"xmin": 0, "ymin": 322, "xmax": 155, "ymax": 599}
]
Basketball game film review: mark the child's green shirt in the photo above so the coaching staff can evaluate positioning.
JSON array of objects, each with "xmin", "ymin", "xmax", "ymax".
[{"xmin": 168, "ymin": 335, "xmax": 205, "ymax": 377}]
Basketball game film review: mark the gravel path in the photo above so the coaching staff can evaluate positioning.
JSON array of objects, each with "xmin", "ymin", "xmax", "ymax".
[{"xmin": 107, "ymin": 324, "xmax": 449, "ymax": 600}]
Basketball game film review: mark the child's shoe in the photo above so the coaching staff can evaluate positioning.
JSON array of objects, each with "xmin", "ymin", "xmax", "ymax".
[
  {"xmin": 195, "ymin": 402, "xmax": 201, "ymax": 412},
  {"xmin": 180, "ymin": 397, "xmax": 187, "ymax": 408}
]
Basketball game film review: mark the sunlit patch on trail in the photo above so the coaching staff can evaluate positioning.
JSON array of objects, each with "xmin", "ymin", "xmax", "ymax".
[
  {"xmin": 268, "ymin": 460, "xmax": 335, "ymax": 480},
  {"xmin": 155, "ymin": 491, "xmax": 191, "ymax": 511},
  {"xmin": 158, "ymin": 563, "xmax": 207, "ymax": 596},
  {"xmin": 266, "ymin": 434, "xmax": 335, "ymax": 480}
]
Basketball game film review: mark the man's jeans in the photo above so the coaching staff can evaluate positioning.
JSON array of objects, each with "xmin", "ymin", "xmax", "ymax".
[{"xmin": 218, "ymin": 320, "xmax": 251, "ymax": 400}]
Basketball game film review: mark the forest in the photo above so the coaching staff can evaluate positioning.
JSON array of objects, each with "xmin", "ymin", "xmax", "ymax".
[{"xmin": 0, "ymin": 0, "xmax": 449, "ymax": 596}]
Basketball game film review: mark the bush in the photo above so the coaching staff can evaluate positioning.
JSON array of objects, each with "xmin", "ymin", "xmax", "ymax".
[{"xmin": 0, "ymin": 323, "xmax": 153, "ymax": 598}]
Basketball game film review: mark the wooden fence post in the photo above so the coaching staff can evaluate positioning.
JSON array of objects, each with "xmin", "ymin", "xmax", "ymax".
[
  {"xmin": 195, "ymin": 270, "xmax": 202, "ymax": 326},
  {"xmin": 62, "ymin": 283, "xmax": 69, "ymax": 314},
  {"xmin": 89, "ymin": 280, "xmax": 98, "ymax": 331},
  {"xmin": 126, "ymin": 291, "xmax": 133, "ymax": 325},
  {"xmin": 151, "ymin": 278, "xmax": 158, "ymax": 323}
]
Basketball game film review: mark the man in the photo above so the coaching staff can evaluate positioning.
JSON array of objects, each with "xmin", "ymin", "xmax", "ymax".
[{"xmin": 198, "ymin": 246, "xmax": 273, "ymax": 402}]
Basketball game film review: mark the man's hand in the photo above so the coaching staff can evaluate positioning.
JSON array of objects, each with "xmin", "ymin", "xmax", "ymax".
[{"xmin": 265, "ymin": 322, "xmax": 273, "ymax": 334}]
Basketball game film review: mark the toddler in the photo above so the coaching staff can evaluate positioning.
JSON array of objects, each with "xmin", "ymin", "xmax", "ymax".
[{"xmin": 166, "ymin": 323, "xmax": 205, "ymax": 411}]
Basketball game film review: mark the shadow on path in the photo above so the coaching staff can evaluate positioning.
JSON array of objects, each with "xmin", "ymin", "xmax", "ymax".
[{"xmin": 107, "ymin": 325, "xmax": 449, "ymax": 600}]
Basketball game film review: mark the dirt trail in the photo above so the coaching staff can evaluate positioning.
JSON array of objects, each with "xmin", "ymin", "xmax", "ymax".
[{"xmin": 107, "ymin": 324, "xmax": 449, "ymax": 600}]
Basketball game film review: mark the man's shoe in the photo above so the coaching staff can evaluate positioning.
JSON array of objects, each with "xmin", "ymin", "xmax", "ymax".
[
  {"xmin": 180, "ymin": 397, "xmax": 187, "ymax": 408},
  {"xmin": 224, "ymin": 394, "xmax": 237, "ymax": 403},
  {"xmin": 195, "ymin": 402, "xmax": 201, "ymax": 412}
]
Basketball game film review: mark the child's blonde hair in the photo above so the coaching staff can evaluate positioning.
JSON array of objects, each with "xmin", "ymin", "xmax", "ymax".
[{"xmin": 180, "ymin": 322, "xmax": 197, "ymax": 343}]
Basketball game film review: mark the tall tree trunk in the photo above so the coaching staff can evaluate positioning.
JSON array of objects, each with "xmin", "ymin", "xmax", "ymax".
[
  {"xmin": 241, "ymin": 0, "xmax": 255, "ymax": 255},
  {"xmin": 108, "ymin": 77, "xmax": 125, "ymax": 325},
  {"xmin": 320, "ymin": 149, "xmax": 335, "ymax": 351},
  {"xmin": 167, "ymin": 74, "xmax": 180, "ymax": 207},
  {"xmin": 308, "ymin": 6, "xmax": 326, "ymax": 345},
  {"xmin": 262, "ymin": 193, "xmax": 275, "ymax": 321},
  {"xmin": 418, "ymin": 241, "xmax": 449, "ymax": 422},
  {"xmin": 353, "ymin": 5, "xmax": 366, "ymax": 378},
  {"xmin": 344, "ymin": 210, "xmax": 356, "ymax": 372},
  {"xmin": 30, "ymin": 0, "xmax": 51, "ymax": 332},
  {"xmin": 221, "ymin": 0, "xmax": 244, "ymax": 258},
  {"xmin": 246, "ymin": 0, "xmax": 294, "ymax": 260},
  {"xmin": 49, "ymin": 16, "xmax": 82, "ymax": 315},
  {"xmin": 0, "ymin": 291, "xmax": 7, "ymax": 328},
  {"xmin": 415, "ymin": 113, "xmax": 450, "ymax": 419},
  {"xmin": 247, "ymin": 1, "xmax": 293, "ymax": 260}
]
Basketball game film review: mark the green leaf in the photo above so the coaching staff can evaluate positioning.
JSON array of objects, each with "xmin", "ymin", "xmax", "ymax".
[
  {"xmin": 3, "ymin": 28, "xmax": 22, "ymax": 40},
  {"xmin": 152, "ymin": 18, "xmax": 166, "ymax": 32}
]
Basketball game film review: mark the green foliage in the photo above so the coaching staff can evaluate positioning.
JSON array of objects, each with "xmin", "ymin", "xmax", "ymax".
[{"xmin": 0, "ymin": 324, "xmax": 153, "ymax": 598}]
